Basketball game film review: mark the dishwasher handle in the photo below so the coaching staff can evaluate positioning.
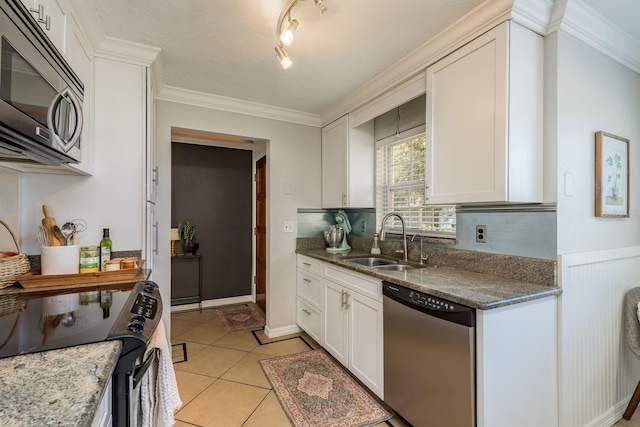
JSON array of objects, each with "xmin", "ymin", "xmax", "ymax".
[{"xmin": 382, "ymin": 281, "xmax": 475, "ymax": 327}]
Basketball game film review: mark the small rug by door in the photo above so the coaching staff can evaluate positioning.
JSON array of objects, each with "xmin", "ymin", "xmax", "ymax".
[
  {"xmin": 260, "ymin": 349, "xmax": 392, "ymax": 427},
  {"xmin": 217, "ymin": 304, "xmax": 265, "ymax": 331}
]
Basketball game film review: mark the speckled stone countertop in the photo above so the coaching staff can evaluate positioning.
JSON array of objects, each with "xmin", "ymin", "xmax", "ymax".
[
  {"xmin": 297, "ymin": 248, "xmax": 561, "ymax": 310},
  {"xmin": 0, "ymin": 340, "xmax": 122, "ymax": 427}
]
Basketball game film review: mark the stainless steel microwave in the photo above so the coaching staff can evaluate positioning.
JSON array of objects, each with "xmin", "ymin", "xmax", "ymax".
[{"xmin": 0, "ymin": 0, "xmax": 83, "ymax": 166}]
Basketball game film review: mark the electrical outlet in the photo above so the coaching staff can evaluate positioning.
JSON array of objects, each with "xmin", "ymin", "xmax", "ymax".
[
  {"xmin": 283, "ymin": 221, "xmax": 294, "ymax": 233},
  {"xmin": 476, "ymin": 225, "xmax": 487, "ymax": 243}
]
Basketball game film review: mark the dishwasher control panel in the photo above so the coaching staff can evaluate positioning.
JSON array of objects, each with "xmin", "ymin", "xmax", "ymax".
[{"xmin": 382, "ymin": 281, "xmax": 475, "ymax": 327}]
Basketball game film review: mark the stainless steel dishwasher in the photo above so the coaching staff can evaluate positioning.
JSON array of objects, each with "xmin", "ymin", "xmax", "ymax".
[{"xmin": 383, "ymin": 281, "xmax": 476, "ymax": 427}]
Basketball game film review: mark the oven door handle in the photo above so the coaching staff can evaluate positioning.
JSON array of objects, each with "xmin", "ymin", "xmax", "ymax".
[{"xmin": 132, "ymin": 348, "xmax": 158, "ymax": 389}]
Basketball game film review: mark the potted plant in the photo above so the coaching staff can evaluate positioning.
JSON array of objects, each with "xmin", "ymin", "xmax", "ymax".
[{"xmin": 178, "ymin": 219, "xmax": 199, "ymax": 254}]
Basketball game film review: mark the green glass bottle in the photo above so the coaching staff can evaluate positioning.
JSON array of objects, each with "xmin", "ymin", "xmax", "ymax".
[
  {"xmin": 100, "ymin": 291, "xmax": 112, "ymax": 318},
  {"xmin": 99, "ymin": 228, "xmax": 112, "ymax": 271}
]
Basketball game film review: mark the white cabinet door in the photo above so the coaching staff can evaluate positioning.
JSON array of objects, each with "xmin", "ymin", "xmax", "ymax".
[
  {"xmin": 349, "ymin": 291, "xmax": 384, "ymax": 399},
  {"xmin": 33, "ymin": 0, "xmax": 67, "ymax": 56},
  {"xmin": 425, "ymin": 21, "xmax": 542, "ymax": 204},
  {"xmin": 64, "ymin": 11, "xmax": 93, "ymax": 175},
  {"xmin": 321, "ymin": 116, "xmax": 348, "ymax": 208},
  {"xmin": 322, "ymin": 279, "xmax": 349, "ymax": 366},
  {"xmin": 321, "ymin": 115, "xmax": 375, "ymax": 208}
]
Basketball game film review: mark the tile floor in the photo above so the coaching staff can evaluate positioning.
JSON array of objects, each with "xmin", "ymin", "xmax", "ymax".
[
  {"xmin": 170, "ymin": 304, "xmax": 409, "ymax": 427},
  {"xmin": 614, "ymin": 410, "xmax": 640, "ymax": 427},
  {"xmin": 171, "ymin": 304, "xmax": 638, "ymax": 427}
]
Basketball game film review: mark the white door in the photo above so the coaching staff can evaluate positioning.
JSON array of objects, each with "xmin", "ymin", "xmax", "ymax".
[
  {"xmin": 323, "ymin": 280, "xmax": 349, "ymax": 366},
  {"xmin": 350, "ymin": 291, "xmax": 384, "ymax": 398}
]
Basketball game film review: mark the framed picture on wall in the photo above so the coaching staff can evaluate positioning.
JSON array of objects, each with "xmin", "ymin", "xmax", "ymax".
[{"xmin": 595, "ymin": 131, "xmax": 630, "ymax": 217}]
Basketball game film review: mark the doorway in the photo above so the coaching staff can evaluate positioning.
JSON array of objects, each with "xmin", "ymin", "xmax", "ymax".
[
  {"xmin": 171, "ymin": 142, "xmax": 253, "ymax": 300},
  {"xmin": 255, "ymin": 156, "xmax": 267, "ymax": 314}
]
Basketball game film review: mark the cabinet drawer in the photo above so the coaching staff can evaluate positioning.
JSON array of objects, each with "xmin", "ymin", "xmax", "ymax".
[
  {"xmin": 297, "ymin": 255, "xmax": 322, "ymax": 275},
  {"xmin": 297, "ymin": 270, "xmax": 322, "ymax": 308},
  {"xmin": 324, "ymin": 264, "xmax": 382, "ymax": 301},
  {"xmin": 297, "ymin": 298, "xmax": 322, "ymax": 343}
]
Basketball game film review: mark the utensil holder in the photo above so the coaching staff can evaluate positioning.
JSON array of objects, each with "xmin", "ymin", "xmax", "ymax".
[{"xmin": 41, "ymin": 245, "xmax": 80, "ymax": 275}]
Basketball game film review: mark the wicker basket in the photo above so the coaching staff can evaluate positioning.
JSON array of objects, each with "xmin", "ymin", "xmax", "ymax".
[{"xmin": 0, "ymin": 220, "xmax": 31, "ymax": 289}]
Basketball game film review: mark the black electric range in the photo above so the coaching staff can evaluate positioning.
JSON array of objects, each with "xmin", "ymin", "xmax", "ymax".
[{"xmin": 0, "ymin": 280, "xmax": 163, "ymax": 427}]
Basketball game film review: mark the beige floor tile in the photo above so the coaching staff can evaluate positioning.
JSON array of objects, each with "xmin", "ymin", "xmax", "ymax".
[
  {"xmin": 174, "ymin": 322, "xmax": 229, "ymax": 345},
  {"xmin": 171, "ymin": 340, "xmax": 208, "ymax": 361},
  {"xmin": 173, "ymin": 308, "xmax": 220, "ymax": 323},
  {"xmin": 221, "ymin": 351, "xmax": 274, "ymax": 389},
  {"xmin": 176, "ymin": 379, "xmax": 269, "ymax": 427},
  {"xmin": 614, "ymin": 408, "xmax": 640, "ymax": 427},
  {"xmin": 243, "ymin": 391, "xmax": 292, "ymax": 427},
  {"xmin": 171, "ymin": 318, "xmax": 201, "ymax": 338},
  {"xmin": 174, "ymin": 345, "xmax": 248, "ymax": 378},
  {"xmin": 174, "ymin": 370, "xmax": 216, "ymax": 406},
  {"xmin": 212, "ymin": 330, "xmax": 259, "ymax": 352},
  {"xmin": 250, "ymin": 337, "xmax": 310, "ymax": 357},
  {"xmin": 387, "ymin": 414, "xmax": 412, "ymax": 426},
  {"xmin": 174, "ymin": 421, "xmax": 199, "ymax": 427}
]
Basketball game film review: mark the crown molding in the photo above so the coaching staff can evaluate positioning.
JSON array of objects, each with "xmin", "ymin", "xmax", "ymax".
[
  {"xmin": 320, "ymin": 0, "xmax": 639, "ymax": 125},
  {"xmin": 156, "ymin": 86, "xmax": 322, "ymax": 127},
  {"xmin": 95, "ymin": 36, "xmax": 161, "ymax": 67},
  {"xmin": 552, "ymin": 0, "xmax": 640, "ymax": 73}
]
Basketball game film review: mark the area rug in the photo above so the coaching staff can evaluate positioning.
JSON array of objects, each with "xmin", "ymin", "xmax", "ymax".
[
  {"xmin": 260, "ymin": 349, "xmax": 392, "ymax": 427},
  {"xmin": 217, "ymin": 304, "xmax": 265, "ymax": 331}
]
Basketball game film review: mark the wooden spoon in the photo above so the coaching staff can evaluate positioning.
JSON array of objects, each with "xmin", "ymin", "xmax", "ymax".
[
  {"xmin": 42, "ymin": 205, "xmax": 60, "ymax": 246},
  {"xmin": 52, "ymin": 225, "xmax": 66, "ymax": 246}
]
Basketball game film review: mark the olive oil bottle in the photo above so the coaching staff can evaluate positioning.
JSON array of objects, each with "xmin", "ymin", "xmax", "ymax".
[{"xmin": 99, "ymin": 228, "xmax": 112, "ymax": 271}]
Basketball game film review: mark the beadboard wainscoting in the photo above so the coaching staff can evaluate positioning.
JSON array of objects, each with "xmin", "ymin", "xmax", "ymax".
[{"xmin": 559, "ymin": 247, "xmax": 640, "ymax": 427}]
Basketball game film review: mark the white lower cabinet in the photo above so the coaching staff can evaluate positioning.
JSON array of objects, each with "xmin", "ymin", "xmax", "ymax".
[
  {"xmin": 322, "ymin": 280, "xmax": 349, "ymax": 366},
  {"xmin": 296, "ymin": 255, "xmax": 384, "ymax": 399},
  {"xmin": 91, "ymin": 377, "xmax": 112, "ymax": 427}
]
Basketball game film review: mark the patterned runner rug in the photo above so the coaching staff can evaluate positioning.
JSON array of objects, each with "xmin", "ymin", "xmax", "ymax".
[
  {"xmin": 217, "ymin": 304, "xmax": 265, "ymax": 331},
  {"xmin": 260, "ymin": 349, "xmax": 392, "ymax": 427}
]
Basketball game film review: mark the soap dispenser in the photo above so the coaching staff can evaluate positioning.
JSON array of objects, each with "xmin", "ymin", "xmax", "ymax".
[{"xmin": 371, "ymin": 233, "xmax": 381, "ymax": 255}]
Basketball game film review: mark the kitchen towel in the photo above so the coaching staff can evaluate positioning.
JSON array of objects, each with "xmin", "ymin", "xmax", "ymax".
[{"xmin": 140, "ymin": 321, "xmax": 182, "ymax": 427}]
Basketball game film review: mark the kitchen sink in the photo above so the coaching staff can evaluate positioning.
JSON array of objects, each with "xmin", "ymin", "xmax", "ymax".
[
  {"xmin": 372, "ymin": 264, "xmax": 417, "ymax": 272},
  {"xmin": 344, "ymin": 257, "xmax": 398, "ymax": 267}
]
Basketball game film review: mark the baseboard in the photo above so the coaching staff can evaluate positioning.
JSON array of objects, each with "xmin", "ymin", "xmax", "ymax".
[
  {"xmin": 170, "ymin": 295, "xmax": 253, "ymax": 313},
  {"xmin": 264, "ymin": 324, "xmax": 302, "ymax": 339}
]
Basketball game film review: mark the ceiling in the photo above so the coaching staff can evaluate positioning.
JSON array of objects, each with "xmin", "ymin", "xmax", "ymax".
[{"xmin": 90, "ymin": 0, "xmax": 639, "ymax": 117}]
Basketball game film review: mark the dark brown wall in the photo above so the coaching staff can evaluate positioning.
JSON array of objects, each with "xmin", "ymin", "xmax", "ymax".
[{"xmin": 171, "ymin": 142, "xmax": 252, "ymax": 300}]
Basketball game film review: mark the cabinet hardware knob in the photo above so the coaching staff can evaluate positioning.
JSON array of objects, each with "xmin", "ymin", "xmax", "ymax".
[
  {"xmin": 303, "ymin": 278, "xmax": 311, "ymax": 283},
  {"xmin": 303, "ymin": 262, "xmax": 311, "ymax": 266},
  {"xmin": 302, "ymin": 309, "xmax": 311, "ymax": 315}
]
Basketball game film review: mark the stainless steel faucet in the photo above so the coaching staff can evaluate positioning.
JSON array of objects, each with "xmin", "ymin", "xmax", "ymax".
[{"xmin": 379, "ymin": 212, "xmax": 408, "ymax": 263}]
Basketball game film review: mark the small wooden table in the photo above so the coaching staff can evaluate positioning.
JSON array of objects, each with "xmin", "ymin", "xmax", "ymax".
[{"xmin": 170, "ymin": 254, "xmax": 202, "ymax": 310}]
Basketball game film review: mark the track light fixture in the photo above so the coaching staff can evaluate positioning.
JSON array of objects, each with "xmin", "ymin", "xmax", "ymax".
[
  {"xmin": 274, "ymin": 0, "xmax": 328, "ymax": 69},
  {"xmin": 275, "ymin": 45, "xmax": 293, "ymax": 70},
  {"xmin": 279, "ymin": 18, "xmax": 299, "ymax": 46},
  {"xmin": 314, "ymin": 0, "xmax": 328, "ymax": 15}
]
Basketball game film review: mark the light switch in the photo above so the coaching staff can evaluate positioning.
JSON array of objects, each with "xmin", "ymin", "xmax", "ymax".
[
  {"xmin": 283, "ymin": 221, "xmax": 294, "ymax": 233},
  {"xmin": 564, "ymin": 172, "xmax": 574, "ymax": 197}
]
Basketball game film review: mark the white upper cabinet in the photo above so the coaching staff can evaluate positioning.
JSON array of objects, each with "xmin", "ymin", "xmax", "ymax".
[
  {"xmin": 321, "ymin": 114, "xmax": 375, "ymax": 208},
  {"xmin": 64, "ymin": 10, "xmax": 93, "ymax": 175},
  {"xmin": 425, "ymin": 21, "xmax": 543, "ymax": 204},
  {"xmin": 22, "ymin": 0, "xmax": 68, "ymax": 56}
]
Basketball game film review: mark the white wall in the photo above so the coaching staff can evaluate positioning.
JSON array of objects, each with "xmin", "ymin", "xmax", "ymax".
[
  {"xmin": 0, "ymin": 170, "xmax": 20, "ymax": 252},
  {"xmin": 155, "ymin": 100, "xmax": 321, "ymax": 335},
  {"xmin": 553, "ymin": 31, "xmax": 640, "ymax": 427},
  {"xmin": 556, "ymin": 32, "xmax": 640, "ymax": 255}
]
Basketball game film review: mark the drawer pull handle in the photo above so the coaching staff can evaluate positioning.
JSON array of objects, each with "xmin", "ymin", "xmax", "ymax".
[
  {"xmin": 303, "ymin": 262, "xmax": 311, "ymax": 267},
  {"xmin": 302, "ymin": 309, "xmax": 311, "ymax": 315},
  {"xmin": 303, "ymin": 278, "xmax": 311, "ymax": 283}
]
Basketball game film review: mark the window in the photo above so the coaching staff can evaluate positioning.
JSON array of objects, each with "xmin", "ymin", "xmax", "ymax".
[{"xmin": 376, "ymin": 133, "xmax": 456, "ymax": 237}]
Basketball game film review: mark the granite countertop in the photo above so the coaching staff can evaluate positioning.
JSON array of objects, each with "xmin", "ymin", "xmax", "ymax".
[
  {"xmin": 0, "ymin": 340, "xmax": 122, "ymax": 427},
  {"xmin": 297, "ymin": 248, "xmax": 561, "ymax": 310}
]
